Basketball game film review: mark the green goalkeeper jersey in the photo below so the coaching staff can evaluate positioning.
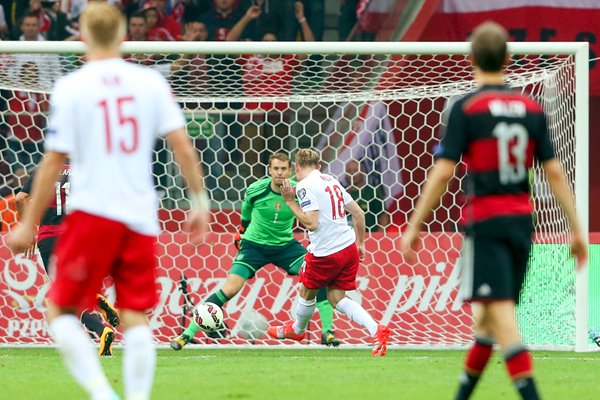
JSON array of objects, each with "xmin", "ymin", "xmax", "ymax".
[{"xmin": 241, "ymin": 178, "xmax": 298, "ymax": 246}]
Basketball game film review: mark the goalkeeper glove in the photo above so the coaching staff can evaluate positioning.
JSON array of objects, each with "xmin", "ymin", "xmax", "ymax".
[{"xmin": 234, "ymin": 225, "xmax": 246, "ymax": 250}]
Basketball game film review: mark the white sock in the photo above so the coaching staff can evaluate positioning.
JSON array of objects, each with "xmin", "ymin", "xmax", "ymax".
[
  {"xmin": 292, "ymin": 297, "xmax": 316, "ymax": 334},
  {"xmin": 123, "ymin": 325, "xmax": 156, "ymax": 400},
  {"xmin": 335, "ymin": 297, "xmax": 378, "ymax": 336},
  {"xmin": 50, "ymin": 315, "xmax": 117, "ymax": 400}
]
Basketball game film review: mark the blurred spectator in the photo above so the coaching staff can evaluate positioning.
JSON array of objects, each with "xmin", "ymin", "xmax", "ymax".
[
  {"xmin": 0, "ymin": 3, "xmax": 8, "ymax": 39},
  {"xmin": 339, "ymin": 0, "xmax": 358, "ymax": 40},
  {"xmin": 171, "ymin": 20, "xmax": 209, "ymax": 84},
  {"xmin": 18, "ymin": 11, "xmax": 45, "ymax": 40},
  {"xmin": 143, "ymin": 1, "xmax": 177, "ymax": 40},
  {"xmin": 179, "ymin": 0, "xmax": 212, "ymax": 24},
  {"xmin": 45, "ymin": 1, "xmax": 70, "ymax": 41},
  {"xmin": 65, "ymin": 0, "xmax": 124, "ymax": 22},
  {"xmin": 127, "ymin": 10, "xmax": 149, "ymax": 40},
  {"xmin": 4, "ymin": 0, "xmax": 29, "ymax": 36},
  {"xmin": 21, "ymin": 0, "xmax": 52, "ymax": 38},
  {"xmin": 343, "ymin": 160, "xmax": 390, "ymax": 232},
  {"xmin": 3, "ymin": 12, "xmax": 62, "ymax": 83},
  {"xmin": 149, "ymin": 0, "xmax": 182, "ymax": 37},
  {"xmin": 2, "ymin": 62, "xmax": 48, "ymax": 187},
  {"xmin": 228, "ymin": 1, "xmax": 314, "ymax": 110},
  {"xmin": 299, "ymin": 0, "xmax": 324, "ymax": 40},
  {"xmin": 227, "ymin": 1, "xmax": 314, "ymax": 177},
  {"xmin": 124, "ymin": 12, "xmax": 157, "ymax": 71},
  {"xmin": 200, "ymin": 0, "xmax": 255, "ymax": 41}
]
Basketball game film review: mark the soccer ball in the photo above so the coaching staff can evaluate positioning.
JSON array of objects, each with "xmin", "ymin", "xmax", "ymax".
[
  {"xmin": 237, "ymin": 310, "xmax": 268, "ymax": 340},
  {"xmin": 192, "ymin": 302, "xmax": 224, "ymax": 333}
]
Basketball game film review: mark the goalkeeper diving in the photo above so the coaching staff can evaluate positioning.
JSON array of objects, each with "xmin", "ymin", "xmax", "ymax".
[{"xmin": 171, "ymin": 152, "xmax": 339, "ymax": 348}]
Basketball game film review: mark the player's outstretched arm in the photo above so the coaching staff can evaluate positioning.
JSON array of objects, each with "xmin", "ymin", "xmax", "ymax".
[
  {"xmin": 401, "ymin": 158, "xmax": 456, "ymax": 262},
  {"xmin": 8, "ymin": 152, "xmax": 66, "ymax": 253},
  {"xmin": 345, "ymin": 200, "xmax": 366, "ymax": 260},
  {"xmin": 166, "ymin": 128, "xmax": 210, "ymax": 243},
  {"xmin": 542, "ymin": 158, "xmax": 588, "ymax": 268}
]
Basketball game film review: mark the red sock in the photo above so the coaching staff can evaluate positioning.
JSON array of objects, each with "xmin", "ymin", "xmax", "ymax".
[
  {"xmin": 506, "ymin": 350, "xmax": 533, "ymax": 380},
  {"xmin": 465, "ymin": 338, "xmax": 494, "ymax": 375}
]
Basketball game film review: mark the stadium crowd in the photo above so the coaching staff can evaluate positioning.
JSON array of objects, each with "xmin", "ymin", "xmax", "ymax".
[
  {"xmin": 0, "ymin": 0, "xmax": 371, "ymax": 42},
  {"xmin": 0, "ymin": 0, "xmax": 389, "ymax": 231}
]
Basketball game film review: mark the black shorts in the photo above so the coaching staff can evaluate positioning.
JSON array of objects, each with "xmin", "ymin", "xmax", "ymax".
[
  {"xmin": 459, "ymin": 215, "xmax": 533, "ymax": 304},
  {"xmin": 38, "ymin": 236, "xmax": 58, "ymax": 273}
]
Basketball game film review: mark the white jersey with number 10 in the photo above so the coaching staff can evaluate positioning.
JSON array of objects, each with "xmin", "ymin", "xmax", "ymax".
[
  {"xmin": 295, "ymin": 170, "xmax": 356, "ymax": 257},
  {"xmin": 44, "ymin": 58, "xmax": 185, "ymax": 235}
]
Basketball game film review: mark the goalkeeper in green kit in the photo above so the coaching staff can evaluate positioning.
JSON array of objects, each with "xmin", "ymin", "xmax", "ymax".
[{"xmin": 171, "ymin": 152, "xmax": 339, "ymax": 349}]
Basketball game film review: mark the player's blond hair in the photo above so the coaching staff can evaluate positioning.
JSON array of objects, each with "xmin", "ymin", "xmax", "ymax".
[
  {"xmin": 80, "ymin": 2, "xmax": 126, "ymax": 49},
  {"xmin": 295, "ymin": 149, "xmax": 320, "ymax": 168}
]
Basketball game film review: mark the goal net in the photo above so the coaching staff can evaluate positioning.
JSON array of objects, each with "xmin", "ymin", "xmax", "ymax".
[{"xmin": 0, "ymin": 41, "xmax": 589, "ymax": 350}]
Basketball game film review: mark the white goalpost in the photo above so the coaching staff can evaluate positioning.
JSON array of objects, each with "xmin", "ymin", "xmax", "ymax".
[{"xmin": 0, "ymin": 41, "xmax": 590, "ymax": 351}]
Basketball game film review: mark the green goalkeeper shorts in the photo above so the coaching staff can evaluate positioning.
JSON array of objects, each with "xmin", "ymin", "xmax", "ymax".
[{"xmin": 230, "ymin": 239, "xmax": 306, "ymax": 280}]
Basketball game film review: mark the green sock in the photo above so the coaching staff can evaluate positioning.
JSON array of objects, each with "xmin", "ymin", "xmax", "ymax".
[
  {"xmin": 205, "ymin": 290, "xmax": 231, "ymax": 308},
  {"xmin": 183, "ymin": 320, "xmax": 200, "ymax": 338},
  {"xmin": 183, "ymin": 290, "xmax": 232, "ymax": 338},
  {"xmin": 316, "ymin": 300, "xmax": 334, "ymax": 333}
]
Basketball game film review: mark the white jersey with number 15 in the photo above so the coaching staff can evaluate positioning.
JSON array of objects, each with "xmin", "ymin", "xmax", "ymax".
[
  {"xmin": 44, "ymin": 58, "xmax": 185, "ymax": 235},
  {"xmin": 296, "ymin": 170, "xmax": 356, "ymax": 257}
]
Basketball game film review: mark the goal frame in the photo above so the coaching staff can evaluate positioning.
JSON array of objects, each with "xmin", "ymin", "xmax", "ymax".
[{"xmin": 0, "ymin": 41, "xmax": 589, "ymax": 351}]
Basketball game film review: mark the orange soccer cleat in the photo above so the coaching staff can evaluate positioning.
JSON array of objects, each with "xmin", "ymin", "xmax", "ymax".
[
  {"xmin": 372, "ymin": 325, "xmax": 391, "ymax": 357},
  {"xmin": 267, "ymin": 321, "xmax": 306, "ymax": 341}
]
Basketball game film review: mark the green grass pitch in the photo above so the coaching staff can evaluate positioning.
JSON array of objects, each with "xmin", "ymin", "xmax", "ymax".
[{"xmin": 1, "ymin": 348, "xmax": 598, "ymax": 399}]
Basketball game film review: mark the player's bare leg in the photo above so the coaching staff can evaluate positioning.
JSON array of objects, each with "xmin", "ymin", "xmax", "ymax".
[
  {"xmin": 171, "ymin": 274, "xmax": 246, "ymax": 350},
  {"xmin": 454, "ymin": 302, "xmax": 495, "ymax": 400},
  {"xmin": 327, "ymin": 288, "xmax": 389, "ymax": 356},
  {"xmin": 488, "ymin": 301, "xmax": 540, "ymax": 400},
  {"xmin": 47, "ymin": 303, "xmax": 119, "ymax": 400}
]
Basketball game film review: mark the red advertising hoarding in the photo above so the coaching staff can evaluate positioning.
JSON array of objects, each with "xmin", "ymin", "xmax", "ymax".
[{"xmin": 0, "ymin": 233, "xmax": 472, "ymax": 346}]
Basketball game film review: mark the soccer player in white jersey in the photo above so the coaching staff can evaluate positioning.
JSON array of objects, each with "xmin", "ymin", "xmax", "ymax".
[
  {"xmin": 267, "ymin": 149, "xmax": 391, "ymax": 356},
  {"xmin": 7, "ymin": 3, "xmax": 210, "ymax": 400}
]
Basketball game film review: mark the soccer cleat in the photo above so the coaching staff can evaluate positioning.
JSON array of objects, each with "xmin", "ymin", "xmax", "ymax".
[
  {"xmin": 170, "ymin": 333, "xmax": 192, "ymax": 351},
  {"xmin": 321, "ymin": 330, "xmax": 340, "ymax": 347},
  {"xmin": 267, "ymin": 321, "xmax": 306, "ymax": 341},
  {"xmin": 99, "ymin": 327, "xmax": 115, "ymax": 357},
  {"xmin": 96, "ymin": 294, "xmax": 120, "ymax": 328},
  {"xmin": 372, "ymin": 324, "xmax": 391, "ymax": 357}
]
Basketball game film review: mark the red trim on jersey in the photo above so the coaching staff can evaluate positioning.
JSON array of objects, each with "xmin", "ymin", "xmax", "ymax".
[
  {"xmin": 465, "ymin": 193, "xmax": 532, "ymax": 223},
  {"xmin": 37, "ymin": 225, "xmax": 65, "ymax": 241},
  {"xmin": 463, "ymin": 91, "xmax": 544, "ymax": 115},
  {"xmin": 465, "ymin": 138, "xmax": 536, "ymax": 172}
]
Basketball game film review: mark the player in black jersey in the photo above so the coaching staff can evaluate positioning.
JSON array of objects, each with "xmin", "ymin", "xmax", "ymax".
[
  {"xmin": 400, "ymin": 22, "xmax": 587, "ymax": 400},
  {"xmin": 16, "ymin": 164, "xmax": 121, "ymax": 356}
]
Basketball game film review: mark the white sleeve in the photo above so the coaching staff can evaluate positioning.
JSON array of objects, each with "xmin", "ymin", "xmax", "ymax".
[
  {"xmin": 44, "ymin": 79, "xmax": 76, "ymax": 154},
  {"xmin": 154, "ymin": 73, "xmax": 185, "ymax": 137},
  {"xmin": 296, "ymin": 183, "xmax": 319, "ymax": 212}
]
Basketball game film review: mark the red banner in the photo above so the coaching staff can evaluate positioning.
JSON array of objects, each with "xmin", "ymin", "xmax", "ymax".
[
  {"xmin": 420, "ymin": 5, "xmax": 600, "ymax": 95},
  {"xmin": 0, "ymin": 233, "xmax": 472, "ymax": 346}
]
